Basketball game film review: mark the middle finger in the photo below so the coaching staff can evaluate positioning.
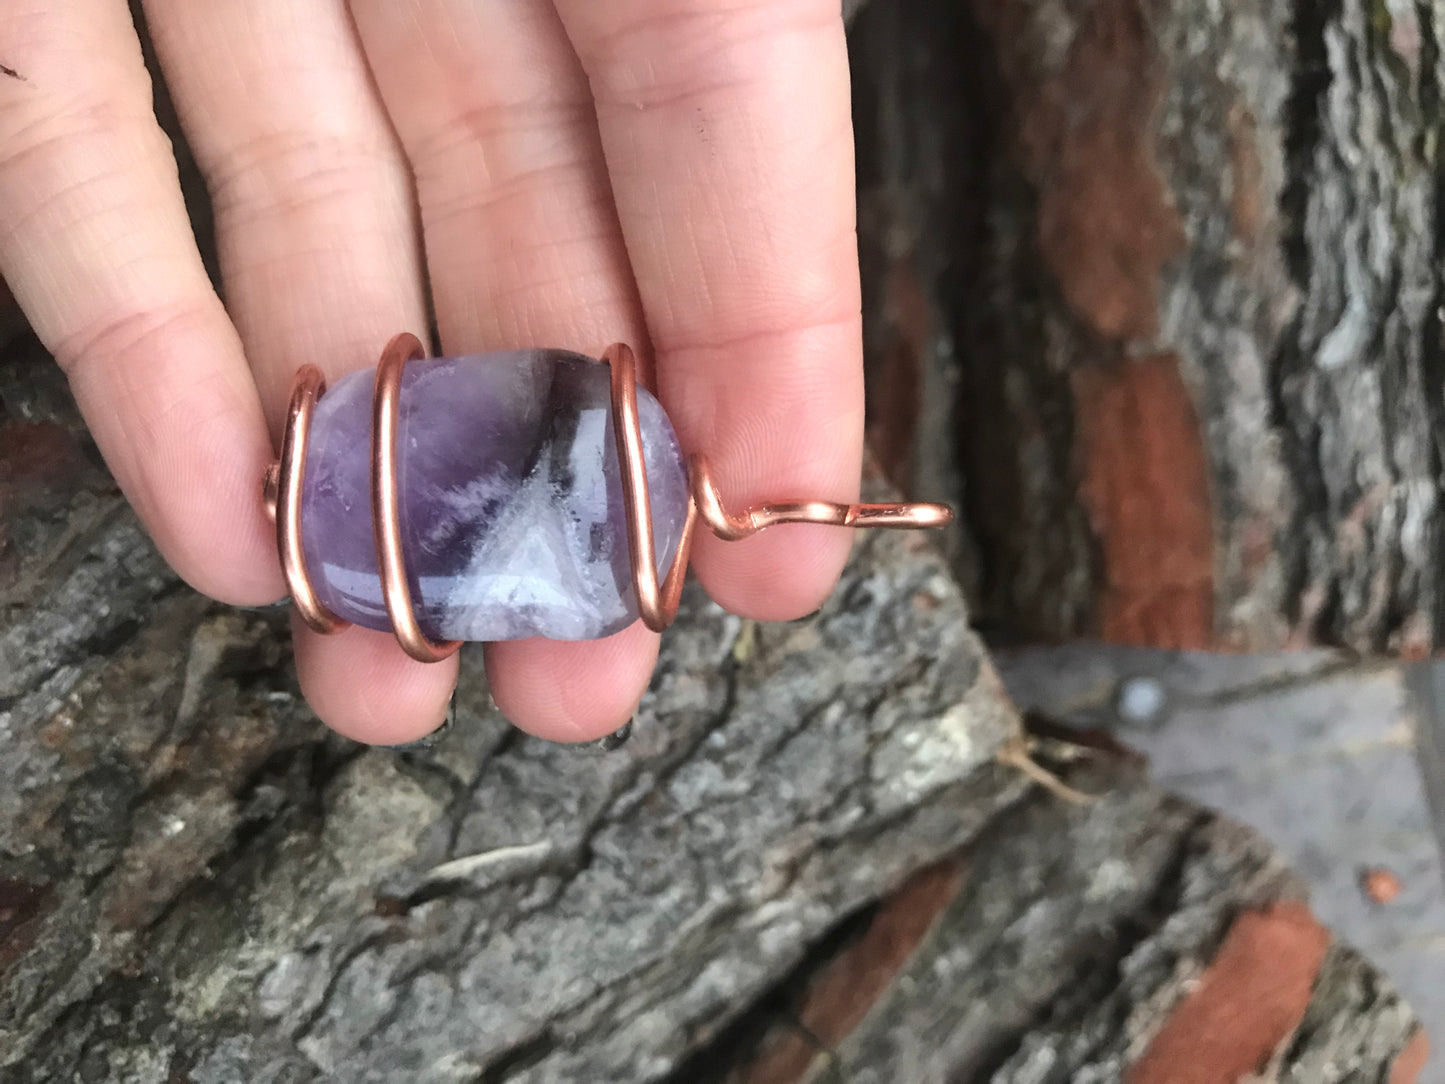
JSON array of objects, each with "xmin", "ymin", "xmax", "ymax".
[{"xmin": 352, "ymin": 0, "xmax": 660, "ymax": 742}]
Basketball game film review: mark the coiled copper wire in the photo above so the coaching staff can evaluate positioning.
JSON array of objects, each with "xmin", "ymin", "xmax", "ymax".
[
  {"xmin": 264, "ymin": 334, "xmax": 953, "ymax": 663},
  {"xmin": 266, "ymin": 364, "xmax": 348, "ymax": 636},
  {"xmin": 371, "ymin": 333, "xmax": 462, "ymax": 662}
]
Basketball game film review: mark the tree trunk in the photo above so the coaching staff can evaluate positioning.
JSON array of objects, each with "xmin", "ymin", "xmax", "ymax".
[
  {"xmin": 0, "ymin": 1, "xmax": 1429, "ymax": 1080},
  {"xmin": 0, "ymin": 341, "xmax": 1426, "ymax": 1080},
  {"xmin": 855, "ymin": 0, "xmax": 1445, "ymax": 657}
]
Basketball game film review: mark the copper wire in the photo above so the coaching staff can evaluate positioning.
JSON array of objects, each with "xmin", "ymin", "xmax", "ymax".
[
  {"xmin": 604, "ymin": 341, "xmax": 953, "ymax": 631},
  {"xmin": 605, "ymin": 342, "xmax": 699, "ymax": 631},
  {"xmin": 266, "ymin": 336, "xmax": 954, "ymax": 658},
  {"xmin": 268, "ymin": 365, "xmax": 349, "ymax": 635},
  {"xmin": 372, "ymin": 333, "xmax": 463, "ymax": 663}
]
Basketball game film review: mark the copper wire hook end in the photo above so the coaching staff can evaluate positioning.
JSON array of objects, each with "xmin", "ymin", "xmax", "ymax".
[
  {"xmin": 602, "ymin": 341, "xmax": 955, "ymax": 635},
  {"xmin": 271, "ymin": 364, "xmax": 350, "ymax": 635},
  {"xmin": 372, "ymin": 333, "xmax": 463, "ymax": 664},
  {"xmin": 685, "ymin": 455, "xmax": 954, "ymax": 540}
]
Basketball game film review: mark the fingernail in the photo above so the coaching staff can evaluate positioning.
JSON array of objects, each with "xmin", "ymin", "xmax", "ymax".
[
  {"xmin": 386, "ymin": 693, "xmax": 455, "ymax": 752},
  {"xmin": 235, "ymin": 597, "xmax": 293, "ymax": 612},
  {"xmin": 593, "ymin": 718, "xmax": 633, "ymax": 752}
]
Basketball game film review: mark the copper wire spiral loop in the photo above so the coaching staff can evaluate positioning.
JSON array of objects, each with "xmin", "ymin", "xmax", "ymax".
[
  {"xmin": 372, "ymin": 333, "xmax": 464, "ymax": 663},
  {"xmin": 267, "ymin": 365, "xmax": 349, "ymax": 636},
  {"xmin": 264, "ymin": 335, "xmax": 954, "ymax": 660}
]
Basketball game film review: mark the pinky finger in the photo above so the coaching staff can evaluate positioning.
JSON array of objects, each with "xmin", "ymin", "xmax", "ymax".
[{"xmin": 0, "ymin": 0, "xmax": 280, "ymax": 605}]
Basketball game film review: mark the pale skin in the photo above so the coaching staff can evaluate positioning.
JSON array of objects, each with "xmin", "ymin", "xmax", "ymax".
[{"xmin": 0, "ymin": 0, "xmax": 864, "ymax": 745}]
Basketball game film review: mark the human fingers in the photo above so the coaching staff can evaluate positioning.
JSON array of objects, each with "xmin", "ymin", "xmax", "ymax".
[
  {"xmin": 351, "ymin": 0, "xmax": 659, "ymax": 741},
  {"xmin": 553, "ymin": 0, "xmax": 865, "ymax": 619},
  {"xmin": 0, "ymin": 0, "xmax": 280, "ymax": 605},
  {"xmin": 144, "ymin": 0, "xmax": 455, "ymax": 743}
]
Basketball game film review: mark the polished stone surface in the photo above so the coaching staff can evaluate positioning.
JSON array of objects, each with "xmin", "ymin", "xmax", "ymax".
[{"xmin": 300, "ymin": 351, "xmax": 689, "ymax": 641}]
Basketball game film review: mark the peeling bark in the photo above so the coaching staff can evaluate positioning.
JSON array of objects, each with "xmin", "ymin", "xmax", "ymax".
[
  {"xmin": 854, "ymin": 0, "xmax": 1445, "ymax": 655},
  {"xmin": 0, "ymin": 3, "xmax": 1428, "ymax": 1079},
  {"xmin": 0, "ymin": 332, "xmax": 1425, "ymax": 1080},
  {"xmin": 719, "ymin": 760, "xmax": 1425, "ymax": 1083}
]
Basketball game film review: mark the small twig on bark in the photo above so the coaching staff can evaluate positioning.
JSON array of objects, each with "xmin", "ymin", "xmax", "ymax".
[{"xmin": 996, "ymin": 736, "xmax": 1097, "ymax": 805}]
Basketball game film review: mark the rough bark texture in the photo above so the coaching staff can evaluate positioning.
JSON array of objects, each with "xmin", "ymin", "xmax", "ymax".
[
  {"xmin": 855, "ymin": 0, "xmax": 1445, "ymax": 655},
  {"xmin": 722, "ymin": 762, "xmax": 1428, "ymax": 1084},
  {"xmin": 0, "ymin": 332, "xmax": 1026, "ymax": 1082},
  {"xmin": 0, "ymin": 333, "xmax": 1426, "ymax": 1079},
  {"xmin": 0, "ymin": 1, "xmax": 1429, "ymax": 1079}
]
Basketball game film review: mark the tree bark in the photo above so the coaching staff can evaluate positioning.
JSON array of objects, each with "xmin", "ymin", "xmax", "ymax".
[
  {"xmin": 0, "ymin": 1, "xmax": 1429, "ymax": 1079},
  {"xmin": 0, "ymin": 338, "xmax": 1425, "ymax": 1079},
  {"xmin": 855, "ymin": 0, "xmax": 1445, "ymax": 656},
  {"xmin": 6, "ymin": 322, "xmax": 1022, "ymax": 1081}
]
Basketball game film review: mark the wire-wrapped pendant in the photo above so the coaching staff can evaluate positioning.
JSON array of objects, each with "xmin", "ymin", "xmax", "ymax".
[{"xmin": 263, "ymin": 334, "xmax": 952, "ymax": 663}]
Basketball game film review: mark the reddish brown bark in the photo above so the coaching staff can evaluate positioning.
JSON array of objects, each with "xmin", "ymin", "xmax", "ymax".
[
  {"xmin": 1074, "ymin": 356, "xmax": 1215, "ymax": 648},
  {"xmin": 978, "ymin": 0, "xmax": 1186, "ymax": 342},
  {"xmin": 1126, "ymin": 903, "xmax": 1332, "ymax": 1084},
  {"xmin": 1392, "ymin": 1030, "xmax": 1433, "ymax": 1084},
  {"xmin": 732, "ymin": 859, "xmax": 967, "ymax": 1084}
]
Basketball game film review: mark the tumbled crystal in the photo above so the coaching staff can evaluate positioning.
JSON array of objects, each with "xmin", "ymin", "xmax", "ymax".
[{"xmin": 300, "ymin": 351, "xmax": 689, "ymax": 642}]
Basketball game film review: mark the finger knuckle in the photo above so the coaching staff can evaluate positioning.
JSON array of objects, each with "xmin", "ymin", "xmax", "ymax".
[
  {"xmin": 580, "ymin": 0, "xmax": 841, "ymax": 111},
  {"xmin": 206, "ymin": 130, "xmax": 400, "ymax": 226},
  {"xmin": 52, "ymin": 302, "xmax": 203, "ymax": 380}
]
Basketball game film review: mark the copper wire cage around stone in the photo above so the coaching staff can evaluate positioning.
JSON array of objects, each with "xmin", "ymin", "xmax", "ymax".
[{"xmin": 262, "ymin": 332, "xmax": 953, "ymax": 663}]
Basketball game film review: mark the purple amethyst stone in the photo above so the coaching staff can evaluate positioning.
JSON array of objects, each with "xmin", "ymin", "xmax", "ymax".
[{"xmin": 300, "ymin": 351, "xmax": 689, "ymax": 642}]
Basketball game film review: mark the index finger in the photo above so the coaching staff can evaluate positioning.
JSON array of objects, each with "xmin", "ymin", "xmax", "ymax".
[
  {"xmin": 553, "ymin": 0, "xmax": 864, "ymax": 618},
  {"xmin": 0, "ymin": 0, "xmax": 280, "ymax": 605}
]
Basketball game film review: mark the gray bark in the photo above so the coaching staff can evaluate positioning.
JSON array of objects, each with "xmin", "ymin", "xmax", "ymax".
[
  {"xmin": 0, "ymin": 333, "xmax": 1425, "ymax": 1080},
  {"xmin": 0, "ymin": 2, "xmax": 1428, "ymax": 1079},
  {"xmin": 854, "ymin": 0, "xmax": 1445, "ymax": 655},
  {"xmin": 0, "ymin": 332, "xmax": 1030, "ymax": 1081},
  {"xmin": 729, "ymin": 770, "xmax": 1423, "ymax": 1083}
]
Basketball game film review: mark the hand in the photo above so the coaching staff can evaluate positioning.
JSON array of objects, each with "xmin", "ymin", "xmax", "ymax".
[{"xmin": 0, "ymin": 0, "xmax": 864, "ymax": 745}]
